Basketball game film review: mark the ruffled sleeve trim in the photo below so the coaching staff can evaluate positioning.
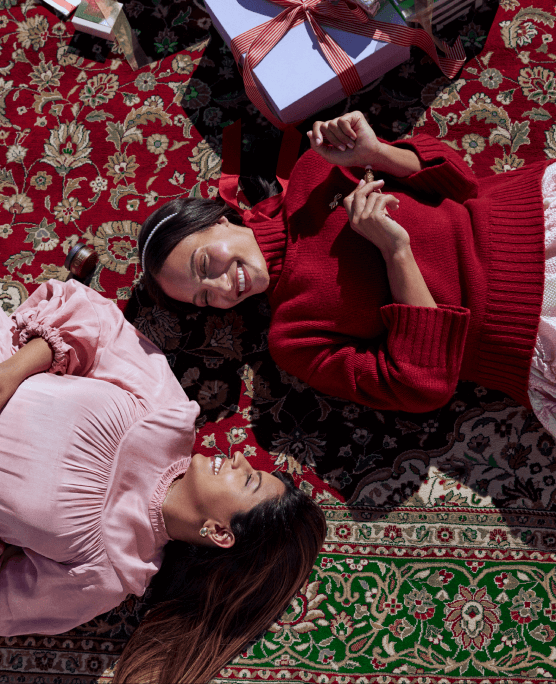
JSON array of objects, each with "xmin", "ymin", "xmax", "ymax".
[
  {"xmin": 13, "ymin": 313, "xmax": 71, "ymax": 374},
  {"xmin": 149, "ymin": 457, "xmax": 192, "ymax": 544}
]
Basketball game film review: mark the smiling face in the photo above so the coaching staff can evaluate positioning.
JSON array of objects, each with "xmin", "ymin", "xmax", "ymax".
[
  {"xmin": 156, "ymin": 216, "xmax": 270, "ymax": 309},
  {"xmin": 180, "ymin": 452, "xmax": 286, "ymax": 546}
]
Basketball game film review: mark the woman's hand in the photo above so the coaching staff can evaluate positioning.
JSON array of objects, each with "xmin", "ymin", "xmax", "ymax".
[
  {"xmin": 308, "ymin": 110, "xmax": 423, "ymax": 177},
  {"xmin": 0, "ymin": 337, "xmax": 53, "ymax": 412},
  {"xmin": 344, "ymin": 178, "xmax": 437, "ymax": 308},
  {"xmin": 343, "ymin": 178, "xmax": 406, "ymax": 259},
  {"xmin": 307, "ymin": 111, "xmax": 383, "ymax": 168}
]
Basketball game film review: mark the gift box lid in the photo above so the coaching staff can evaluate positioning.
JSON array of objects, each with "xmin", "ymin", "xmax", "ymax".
[
  {"xmin": 74, "ymin": 0, "xmax": 107, "ymax": 23},
  {"xmin": 205, "ymin": 0, "xmax": 409, "ymax": 124}
]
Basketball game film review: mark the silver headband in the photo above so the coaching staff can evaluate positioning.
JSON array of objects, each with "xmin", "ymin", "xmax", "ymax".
[{"xmin": 141, "ymin": 213, "xmax": 178, "ymax": 272}]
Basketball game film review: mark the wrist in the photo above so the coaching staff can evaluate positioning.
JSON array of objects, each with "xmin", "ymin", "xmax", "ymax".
[
  {"xmin": 382, "ymin": 241, "xmax": 413, "ymax": 267},
  {"xmin": 371, "ymin": 142, "xmax": 422, "ymax": 178},
  {"xmin": 363, "ymin": 141, "xmax": 389, "ymax": 170},
  {"xmin": 6, "ymin": 337, "xmax": 53, "ymax": 380}
]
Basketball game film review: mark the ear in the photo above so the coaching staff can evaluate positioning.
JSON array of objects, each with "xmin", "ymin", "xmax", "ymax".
[
  {"xmin": 216, "ymin": 216, "xmax": 229, "ymax": 226},
  {"xmin": 206, "ymin": 521, "xmax": 235, "ymax": 549}
]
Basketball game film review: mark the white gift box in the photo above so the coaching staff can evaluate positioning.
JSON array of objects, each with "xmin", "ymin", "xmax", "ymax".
[
  {"xmin": 71, "ymin": 0, "xmax": 124, "ymax": 41},
  {"xmin": 204, "ymin": 0, "xmax": 410, "ymax": 125},
  {"xmin": 43, "ymin": 0, "xmax": 81, "ymax": 17}
]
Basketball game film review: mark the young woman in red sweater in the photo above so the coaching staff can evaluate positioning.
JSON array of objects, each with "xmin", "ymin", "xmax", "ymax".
[{"xmin": 139, "ymin": 111, "xmax": 556, "ymax": 434}]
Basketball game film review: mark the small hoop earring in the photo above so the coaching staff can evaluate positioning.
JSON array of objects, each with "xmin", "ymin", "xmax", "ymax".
[{"xmin": 199, "ymin": 527, "xmax": 209, "ymax": 538}]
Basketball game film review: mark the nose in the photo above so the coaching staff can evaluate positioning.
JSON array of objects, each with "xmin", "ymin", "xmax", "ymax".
[
  {"xmin": 230, "ymin": 451, "xmax": 248, "ymax": 470},
  {"xmin": 207, "ymin": 272, "xmax": 232, "ymax": 294}
]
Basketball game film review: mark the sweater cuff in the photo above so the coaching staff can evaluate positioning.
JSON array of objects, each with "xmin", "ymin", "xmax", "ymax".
[
  {"xmin": 13, "ymin": 313, "xmax": 70, "ymax": 374},
  {"xmin": 380, "ymin": 303, "xmax": 470, "ymax": 372},
  {"xmin": 391, "ymin": 135, "xmax": 479, "ymax": 202}
]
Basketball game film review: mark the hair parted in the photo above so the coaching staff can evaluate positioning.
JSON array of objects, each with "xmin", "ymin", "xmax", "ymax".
[{"xmin": 112, "ymin": 471, "xmax": 326, "ymax": 684}]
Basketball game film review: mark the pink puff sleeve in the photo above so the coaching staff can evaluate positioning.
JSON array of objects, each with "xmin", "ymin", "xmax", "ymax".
[
  {"xmin": 10, "ymin": 279, "xmax": 188, "ymax": 408},
  {"xmin": 12, "ymin": 279, "xmax": 118, "ymax": 376},
  {"xmin": 0, "ymin": 548, "xmax": 125, "ymax": 637}
]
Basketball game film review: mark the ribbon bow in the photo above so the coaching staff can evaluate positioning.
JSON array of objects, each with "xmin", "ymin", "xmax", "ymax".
[{"xmin": 230, "ymin": 0, "xmax": 465, "ymax": 129}]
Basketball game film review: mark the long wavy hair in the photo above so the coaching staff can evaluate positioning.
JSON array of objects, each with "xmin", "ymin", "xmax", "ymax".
[
  {"xmin": 138, "ymin": 178, "xmax": 279, "ymax": 309},
  {"xmin": 112, "ymin": 472, "xmax": 326, "ymax": 684}
]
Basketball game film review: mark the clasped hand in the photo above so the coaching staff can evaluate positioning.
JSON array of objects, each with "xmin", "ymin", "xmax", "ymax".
[
  {"xmin": 307, "ymin": 110, "xmax": 383, "ymax": 168},
  {"xmin": 307, "ymin": 111, "xmax": 410, "ymax": 260},
  {"xmin": 343, "ymin": 179, "xmax": 409, "ymax": 260}
]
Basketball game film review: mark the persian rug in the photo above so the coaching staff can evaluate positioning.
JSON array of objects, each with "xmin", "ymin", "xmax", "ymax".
[{"xmin": 2, "ymin": 0, "xmax": 556, "ymax": 682}]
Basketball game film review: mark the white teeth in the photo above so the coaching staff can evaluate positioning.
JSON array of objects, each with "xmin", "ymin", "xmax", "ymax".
[
  {"xmin": 213, "ymin": 456, "xmax": 223, "ymax": 475},
  {"xmin": 238, "ymin": 264, "xmax": 245, "ymax": 293}
]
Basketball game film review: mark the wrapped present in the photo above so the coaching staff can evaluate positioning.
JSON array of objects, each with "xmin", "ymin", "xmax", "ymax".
[
  {"xmin": 352, "ymin": 0, "xmax": 388, "ymax": 18},
  {"xmin": 205, "ymin": 0, "xmax": 409, "ymax": 128},
  {"xmin": 42, "ymin": 0, "xmax": 81, "ymax": 18},
  {"xmin": 390, "ymin": 0, "xmax": 483, "ymax": 31},
  {"xmin": 204, "ymin": 0, "xmax": 465, "ymax": 129},
  {"xmin": 71, "ymin": 0, "xmax": 125, "ymax": 41},
  {"xmin": 71, "ymin": 0, "xmax": 150, "ymax": 69}
]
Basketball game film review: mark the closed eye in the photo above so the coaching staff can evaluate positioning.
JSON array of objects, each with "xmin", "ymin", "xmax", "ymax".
[{"xmin": 246, "ymin": 473, "xmax": 252, "ymax": 487}]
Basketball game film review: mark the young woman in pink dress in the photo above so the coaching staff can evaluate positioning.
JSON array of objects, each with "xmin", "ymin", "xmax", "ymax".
[
  {"xmin": 0, "ymin": 278, "xmax": 325, "ymax": 684},
  {"xmin": 139, "ymin": 111, "xmax": 556, "ymax": 436}
]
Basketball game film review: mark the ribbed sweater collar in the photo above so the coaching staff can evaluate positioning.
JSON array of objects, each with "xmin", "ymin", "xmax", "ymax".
[{"xmin": 245, "ymin": 213, "xmax": 287, "ymax": 293}]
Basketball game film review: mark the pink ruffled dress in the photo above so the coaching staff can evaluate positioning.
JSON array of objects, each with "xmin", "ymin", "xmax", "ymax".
[
  {"xmin": 528, "ymin": 163, "xmax": 556, "ymax": 433},
  {"xmin": 0, "ymin": 279, "xmax": 199, "ymax": 636}
]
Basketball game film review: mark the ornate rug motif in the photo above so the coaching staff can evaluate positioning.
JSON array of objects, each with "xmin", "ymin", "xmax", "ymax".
[{"xmin": 3, "ymin": 0, "xmax": 556, "ymax": 682}]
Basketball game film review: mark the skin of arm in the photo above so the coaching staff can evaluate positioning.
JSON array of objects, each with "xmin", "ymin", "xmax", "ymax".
[
  {"xmin": 307, "ymin": 110, "xmax": 422, "ymax": 177},
  {"xmin": 0, "ymin": 336, "xmax": 53, "ymax": 411}
]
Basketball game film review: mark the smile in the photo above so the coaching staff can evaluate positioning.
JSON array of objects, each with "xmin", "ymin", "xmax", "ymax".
[
  {"xmin": 213, "ymin": 456, "xmax": 223, "ymax": 475},
  {"xmin": 237, "ymin": 264, "xmax": 246, "ymax": 294}
]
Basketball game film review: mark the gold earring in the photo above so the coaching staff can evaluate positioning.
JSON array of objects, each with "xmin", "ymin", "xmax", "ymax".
[{"xmin": 199, "ymin": 527, "xmax": 208, "ymax": 538}]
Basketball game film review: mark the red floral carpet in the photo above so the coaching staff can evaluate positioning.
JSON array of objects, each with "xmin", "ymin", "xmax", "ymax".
[{"xmin": 3, "ymin": 0, "xmax": 556, "ymax": 682}]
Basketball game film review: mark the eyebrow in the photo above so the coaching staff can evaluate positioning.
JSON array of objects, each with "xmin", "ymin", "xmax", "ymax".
[{"xmin": 254, "ymin": 471, "xmax": 262, "ymax": 493}]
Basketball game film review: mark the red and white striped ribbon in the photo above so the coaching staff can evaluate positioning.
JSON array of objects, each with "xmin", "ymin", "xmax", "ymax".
[{"xmin": 230, "ymin": 0, "xmax": 465, "ymax": 129}]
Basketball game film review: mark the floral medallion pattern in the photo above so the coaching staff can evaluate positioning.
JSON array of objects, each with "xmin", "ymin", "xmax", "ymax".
[{"xmin": 2, "ymin": 0, "xmax": 556, "ymax": 682}]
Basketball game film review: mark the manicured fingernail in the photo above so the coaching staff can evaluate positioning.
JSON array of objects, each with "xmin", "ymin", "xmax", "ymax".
[
  {"xmin": 365, "ymin": 164, "xmax": 373, "ymax": 169},
  {"xmin": 338, "ymin": 144, "xmax": 346, "ymax": 151},
  {"xmin": 316, "ymin": 137, "xmax": 322, "ymax": 145},
  {"xmin": 347, "ymin": 142, "xmax": 354, "ymax": 149},
  {"xmin": 358, "ymin": 179, "xmax": 365, "ymax": 186}
]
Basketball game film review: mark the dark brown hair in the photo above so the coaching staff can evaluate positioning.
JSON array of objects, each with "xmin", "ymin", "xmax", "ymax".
[
  {"xmin": 138, "ymin": 197, "xmax": 244, "ymax": 309},
  {"xmin": 139, "ymin": 175, "xmax": 280, "ymax": 310},
  {"xmin": 113, "ymin": 472, "xmax": 326, "ymax": 684}
]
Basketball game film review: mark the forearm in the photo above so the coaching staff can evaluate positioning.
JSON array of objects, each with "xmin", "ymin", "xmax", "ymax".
[
  {"xmin": 4, "ymin": 337, "xmax": 54, "ymax": 380},
  {"xmin": 384, "ymin": 246, "xmax": 437, "ymax": 308},
  {"xmin": 372, "ymin": 142, "xmax": 422, "ymax": 178}
]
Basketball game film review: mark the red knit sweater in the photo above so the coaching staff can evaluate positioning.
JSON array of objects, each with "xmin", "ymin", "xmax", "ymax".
[{"xmin": 234, "ymin": 136, "xmax": 548, "ymax": 412}]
